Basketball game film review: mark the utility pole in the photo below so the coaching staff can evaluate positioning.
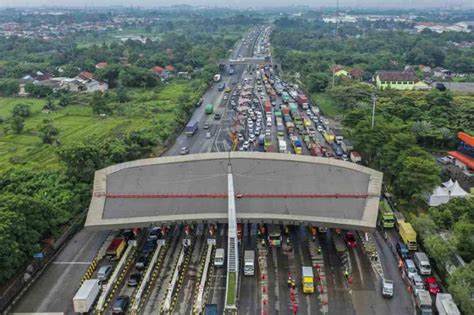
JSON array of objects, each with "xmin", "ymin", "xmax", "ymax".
[{"xmin": 371, "ymin": 93, "xmax": 378, "ymax": 129}]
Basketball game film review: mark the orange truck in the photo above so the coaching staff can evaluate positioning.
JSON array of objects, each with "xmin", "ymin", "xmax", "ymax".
[{"xmin": 106, "ymin": 238, "xmax": 126, "ymax": 260}]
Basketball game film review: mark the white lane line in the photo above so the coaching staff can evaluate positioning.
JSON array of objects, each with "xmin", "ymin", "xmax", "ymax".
[
  {"xmin": 353, "ymin": 249, "xmax": 365, "ymax": 286},
  {"xmin": 52, "ymin": 262, "xmax": 92, "ymax": 265}
]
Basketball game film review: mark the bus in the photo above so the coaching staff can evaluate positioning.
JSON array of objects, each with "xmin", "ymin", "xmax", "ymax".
[
  {"xmin": 379, "ymin": 198, "xmax": 395, "ymax": 228},
  {"xmin": 267, "ymin": 225, "xmax": 282, "ymax": 247}
]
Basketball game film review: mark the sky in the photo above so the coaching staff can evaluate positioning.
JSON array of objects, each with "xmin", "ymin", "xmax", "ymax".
[{"xmin": 1, "ymin": 0, "xmax": 473, "ymax": 9}]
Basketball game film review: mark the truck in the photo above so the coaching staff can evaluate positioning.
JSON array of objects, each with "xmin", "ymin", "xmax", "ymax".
[
  {"xmin": 286, "ymin": 121, "xmax": 295, "ymax": 134},
  {"xmin": 399, "ymin": 222, "xmax": 417, "ymax": 251},
  {"xmin": 302, "ymin": 266, "xmax": 315, "ymax": 293},
  {"xmin": 379, "ymin": 199, "xmax": 395, "ymax": 228},
  {"xmin": 264, "ymin": 135, "xmax": 272, "ymax": 152},
  {"xmin": 296, "ymin": 94, "xmax": 309, "ymax": 110},
  {"xmin": 311, "ymin": 143, "xmax": 323, "ymax": 157},
  {"xmin": 185, "ymin": 121, "xmax": 198, "ymax": 136},
  {"xmin": 106, "ymin": 238, "xmax": 126, "ymax": 260},
  {"xmin": 205, "ymin": 104, "xmax": 214, "ymax": 115},
  {"xmin": 381, "ymin": 278, "xmax": 394, "ymax": 298},
  {"xmin": 214, "ymin": 248, "xmax": 225, "ymax": 267},
  {"xmin": 73, "ymin": 279, "xmax": 100, "ymax": 313},
  {"xmin": 213, "ymin": 74, "xmax": 221, "ymax": 82},
  {"xmin": 289, "ymin": 102, "xmax": 298, "ymax": 113},
  {"xmin": 276, "ymin": 118, "xmax": 284, "ymax": 137},
  {"xmin": 281, "ymin": 105, "xmax": 289, "ymax": 115},
  {"xmin": 278, "ymin": 139, "xmax": 288, "ymax": 153},
  {"xmin": 291, "ymin": 136, "xmax": 303, "ymax": 155},
  {"xmin": 282, "ymin": 92, "xmax": 290, "ymax": 104},
  {"xmin": 269, "ymin": 90, "xmax": 276, "ymax": 101},
  {"xmin": 436, "ymin": 293, "xmax": 461, "ymax": 315},
  {"xmin": 264, "ymin": 100, "xmax": 272, "ymax": 114},
  {"xmin": 323, "ymin": 131, "xmax": 335, "ymax": 144},
  {"xmin": 414, "ymin": 252, "xmax": 431, "ymax": 275},
  {"xmin": 244, "ymin": 250, "xmax": 255, "ymax": 276},
  {"xmin": 333, "ymin": 128, "xmax": 344, "ymax": 144},
  {"xmin": 218, "ymin": 83, "xmax": 225, "ymax": 91},
  {"xmin": 416, "ymin": 290, "xmax": 433, "ymax": 315},
  {"xmin": 204, "ymin": 304, "xmax": 218, "ymax": 315},
  {"xmin": 350, "ymin": 151, "xmax": 362, "ymax": 163}
]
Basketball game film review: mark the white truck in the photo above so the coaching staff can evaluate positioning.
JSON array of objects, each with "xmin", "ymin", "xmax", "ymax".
[
  {"xmin": 278, "ymin": 139, "xmax": 287, "ymax": 153},
  {"xmin": 350, "ymin": 151, "xmax": 361, "ymax": 163},
  {"xmin": 436, "ymin": 293, "xmax": 461, "ymax": 315},
  {"xmin": 244, "ymin": 250, "xmax": 255, "ymax": 276},
  {"xmin": 416, "ymin": 290, "xmax": 433, "ymax": 315},
  {"xmin": 213, "ymin": 74, "xmax": 221, "ymax": 82},
  {"xmin": 214, "ymin": 248, "xmax": 225, "ymax": 267},
  {"xmin": 73, "ymin": 279, "xmax": 100, "ymax": 313}
]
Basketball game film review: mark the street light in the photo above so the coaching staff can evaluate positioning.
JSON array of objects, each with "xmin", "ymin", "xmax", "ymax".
[{"xmin": 371, "ymin": 93, "xmax": 378, "ymax": 129}]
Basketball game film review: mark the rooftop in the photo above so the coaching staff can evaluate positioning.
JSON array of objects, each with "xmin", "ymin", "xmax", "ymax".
[{"xmin": 376, "ymin": 71, "xmax": 418, "ymax": 82}]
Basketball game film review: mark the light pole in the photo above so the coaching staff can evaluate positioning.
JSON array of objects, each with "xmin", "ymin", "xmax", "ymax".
[{"xmin": 371, "ymin": 93, "xmax": 378, "ymax": 129}]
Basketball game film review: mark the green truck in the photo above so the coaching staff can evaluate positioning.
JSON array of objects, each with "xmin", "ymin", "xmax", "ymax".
[
  {"xmin": 379, "ymin": 199, "xmax": 395, "ymax": 228},
  {"xmin": 205, "ymin": 104, "xmax": 214, "ymax": 115}
]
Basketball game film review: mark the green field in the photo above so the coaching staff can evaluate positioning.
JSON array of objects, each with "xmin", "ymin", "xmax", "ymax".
[
  {"xmin": 311, "ymin": 93, "xmax": 340, "ymax": 118},
  {"xmin": 0, "ymin": 82, "xmax": 196, "ymax": 169}
]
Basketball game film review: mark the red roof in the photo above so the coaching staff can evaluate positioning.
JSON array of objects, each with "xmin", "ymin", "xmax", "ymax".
[
  {"xmin": 448, "ymin": 151, "xmax": 474, "ymax": 169},
  {"xmin": 151, "ymin": 66, "xmax": 164, "ymax": 74},
  {"xmin": 165, "ymin": 65, "xmax": 175, "ymax": 72},
  {"xmin": 95, "ymin": 62, "xmax": 108, "ymax": 69},
  {"xmin": 350, "ymin": 68, "xmax": 364, "ymax": 78},
  {"xmin": 79, "ymin": 71, "xmax": 94, "ymax": 80},
  {"xmin": 458, "ymin": 132, "xmax": 474, "ymax": 147}
]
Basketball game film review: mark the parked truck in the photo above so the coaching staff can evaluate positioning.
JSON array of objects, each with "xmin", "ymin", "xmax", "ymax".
[
  {"xmin": 436, "ymin": 293, "xmax": 461, "ymax": 315},
  {"xmin": 106, "ymin": 238, "xmax": 126, "ymax": 260},
  {"xmin": 244, "ymin": 250, "xmax": 255, "ymax": 276},
  {"xmin": 399, "ymin": 222, "xmax": 417, "ymax": 251},
  {"xmin": 302, "ymin": 266, "xmax": 314, "ymax": 293},
  {"xmin": 73, "ymin": 279, "xmax": 100, "ymax": 313},
  {"xmin": 296, "ymin": 94, "xmax": 309, "ymax": 110},
  {"xmin": 204, "ymin": 304, "xmax": 218, "ymax": 315},
  {"xmin": 185, "ymin": 121, "xmax": 198, "ymax": 136},
  {"xmin": 379, "ymin": 199, "xmax": 395, "ymax": 228}
]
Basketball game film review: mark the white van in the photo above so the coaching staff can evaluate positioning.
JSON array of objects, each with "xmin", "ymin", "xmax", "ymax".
[
  {"xmin": 405, "ymin": 259, "xmax": 418, "ymax": 280},
  {"xmin": 214, "ymin": 248, "xmax": 225, "ymax": 267},
  {"xmin": 414, "ymin": 252, "xmax": 431, "ymax": 275}
]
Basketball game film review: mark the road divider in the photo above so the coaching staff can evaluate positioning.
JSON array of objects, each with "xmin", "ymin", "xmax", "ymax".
[{"xmin": 193, "ymin": 239, "xmax": 216, "ymax": 314}]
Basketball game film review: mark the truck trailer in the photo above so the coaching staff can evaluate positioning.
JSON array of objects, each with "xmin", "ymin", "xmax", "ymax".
[
  {"xmin": 399, "ymin": 222, "xmax": 417, "ymax": 251},
  {"xmin": 73, "ymin": 279, "xmax": 100, "ymax": 313},
  {"xmin": 185, "ymin": 121, "xmax": 198, "ymax": 136},
  {"xmin": 436, "ymin": 293, "xmax": 461, "ymax": 315},
  {"xmin": 302, "ymin": 267, "xmax": 314, "ymax": 293}
]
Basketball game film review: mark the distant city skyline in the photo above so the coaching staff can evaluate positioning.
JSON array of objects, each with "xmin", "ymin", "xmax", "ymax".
[{"xmin": 1, "ymin": 0, "xmax": 473, "ymax": 10}]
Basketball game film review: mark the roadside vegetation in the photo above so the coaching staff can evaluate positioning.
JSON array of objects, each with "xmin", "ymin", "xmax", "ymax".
[
  {"xmin": 0, "ymin": 11, "xmax": 259, "ymax": 284},
  {"xmin": 272, "ymin": 15, "xmax": 474, "ymax": 312}
]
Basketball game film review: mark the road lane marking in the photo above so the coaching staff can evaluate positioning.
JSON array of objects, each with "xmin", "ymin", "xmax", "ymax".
[
  {"xmin": 353, "ymin": 248, "xmax": 365, "ymax": 286},
  {"xmin": 52, "ymin": 262, "xmax": 92, "ymax": 265}
]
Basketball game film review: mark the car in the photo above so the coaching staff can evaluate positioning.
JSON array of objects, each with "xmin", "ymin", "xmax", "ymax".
[
  {"xmin": 249, "ymin": 134, "xmax": 256, "ymax": 143},
  {"xmin": 306, "ymin": 109, "xmax": 312, "ymax": 115},
  {"xmin": 135, "ymin": 254, "xmax": 148, "ymax": 270},
  {"xmin": 97, "ymin": 265, "xmax": 113, "ymax": 281},
  {"xmin": 242, "ymin": 141, "xmax": 250, "ymax": 150},
  {"xmin": 206, "ymin": 132, "xmax": 211, "ymax": 139},
  {"xmin": 214, "ymin": 113, "xmax": 221, "ymax": 120},
  {"xmin": 238, "ymin": 133, "xmax": 244, "ymax": 141},
  {"xmin": 396, "ymin": 242, "xmax": 410, "ymax": 260},
  {"xmin": 411, "ymin": 274, "xmax": 425, "ymax": 295},
  {"xmin": 248, "ymin": 122, "xmax": 254, "ymax": 129},
  {"xmin": 345, "ymin": 232, "xmax": 357, "ymax": 248},
  {"xmin": 128, "ymin": 273, "xmax": 141, "ymax": 287},
  {"xmin": 223, "ymin": 94, "xmax": 229, "ymax": 100},
  {"xmin": 405, "ymin": 259, "xmax": 418, "ymax": 280},
  {"xmin": 225, "ymin": 87, "xmax": 231, "ymax": 93},
  {"xmin": 425, "ymin": 276, "xmax": 440, "ymax": 295},
  {"xmin": 271, "ymin": 101, "xmax": 276, "ymax": 106},
  {"xmin": 112, "ymin": 296, "xmax": 130, "ymax": 315},
  {"xmin": 180, "ymin": 147, "xmax": 190, "ymax": 155},
  {"xmin": 203, "ymin": 122, "xmax": 209, "ymax": 129},
  {"xmin": 149, "ymin": 227, "xmax": 161, "ymax": 240}
]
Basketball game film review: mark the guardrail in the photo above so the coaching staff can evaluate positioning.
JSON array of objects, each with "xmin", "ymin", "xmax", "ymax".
[
  {"xmin": 193, "ymin": 239, "xmax": 216, "ymax": 314},
  {"xmin": 130, "ymin": 239, "xmax": 166, "ymax": 315},
  {"xmin": 95, "ymin": 240, "xmax": 137, "ymax": 313}
]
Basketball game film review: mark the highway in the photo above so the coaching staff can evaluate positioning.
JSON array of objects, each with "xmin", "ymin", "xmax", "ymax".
[{"xmin": 9, "ymin": 24, "xmax": 415, "ymax": 315}]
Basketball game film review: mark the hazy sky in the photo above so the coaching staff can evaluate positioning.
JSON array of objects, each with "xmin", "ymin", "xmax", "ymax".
[{"xmin": 1, "ymin": 0, "xmax": 473, "ymax": 9}]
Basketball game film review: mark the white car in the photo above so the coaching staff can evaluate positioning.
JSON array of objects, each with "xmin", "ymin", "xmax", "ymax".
[
  {"xmin": 266, "ymin": 121, "xmax": 272, "ymax": 128},
  {"xmin": 238, "ymin": 133, "xmax": 244, "ymax": 141},
  {"xmin": 306, "ymin": 109, "xmax": 312, "ymax": 115},
  {"xmin": 242, "ymin": 141, "xmax": 250, "ymax": 150},
  {"xmin": 317, "ymin": 125, "xmax": 323, "ymax": 132},
  {"xmin": 249, "ymin": 134, "xmax": 256, "ymax": 143},
  {"xmin": 248, "ymin": 122, "xmax": 254, "ymax": 129},
  {"xmin": 206, "ymin": 132, "xmax": 211, "ymax": 139}
]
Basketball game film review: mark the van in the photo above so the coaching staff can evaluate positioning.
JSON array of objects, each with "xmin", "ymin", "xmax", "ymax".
[
  {"xmin": 414, "ymin": 252, "xmax": 431, "ymax": 275},
  {"xmin": 416, "ymin": 290, "xmax": 433, "ymax": 315},
  {"xmin": 396, "ymin": 242, "xmax": 410, "ymax": 260},
  {"xmin": 411, "ymin": 274, "xmax": 425, "ymax": 295},
  {"xmin": 112, "ymin": 295, "xmax": 129, "ymax": 314},
  {"xmin": 244, "ymin": 250, "xmax": 255, "ymax": 276},
  {"xmin": 405, "ymin": 259, "xmax": 418, "ymax": 280},
  {"xmin": 214, "ymin": 248, "xmax": 225, "ymax": 267},
  {"xmin": 382, "ymin": 278, "xmax": 393, "ymax": 298},
  {"xmin": 97, "ymin": 265, "xmax": 112, "ymax": 281}
]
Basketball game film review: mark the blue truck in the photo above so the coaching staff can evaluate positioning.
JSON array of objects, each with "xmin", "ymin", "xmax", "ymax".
[
  {"xmin": 204, "ymin": 304, "xmax": 218, "ymax": 315},
  {"xmin": 185, "ymin": 121, "xmax": 198, "ymax": 136}
]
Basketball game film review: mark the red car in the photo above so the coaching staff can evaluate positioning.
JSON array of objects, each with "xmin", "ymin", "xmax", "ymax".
[
  {"xmin": 425, "ymin": 276, "xmax": 440, "ymax": 295},
  {"xmin": 345, "ymin": 232, "xmax": 357, "ymax": 248}
]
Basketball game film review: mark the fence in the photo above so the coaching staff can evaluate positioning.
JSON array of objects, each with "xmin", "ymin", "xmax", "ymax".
[{"xmin": 0, "ymin": 210, "xmax": 87, "ymax": 313}]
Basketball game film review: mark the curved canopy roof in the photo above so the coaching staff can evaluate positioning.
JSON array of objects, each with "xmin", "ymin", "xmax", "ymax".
[{"xmin": 86, "ymin": 152, "xmax": 383, "ymax": 231}]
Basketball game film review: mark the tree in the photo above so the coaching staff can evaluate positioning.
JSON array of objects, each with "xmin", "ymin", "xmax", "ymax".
[
  {"xmin": 453, "ymin": 221, "xmax": 474, "ymax": 262},
  {"xmin": 379, "ymin": 132, "xmax": 417, "ymax": 177},
  {"xmin": 43, "ymin": 96, "xmax": 56, "ymax": 112},
  {"xmin": 24, "ymin": 83, "xmax": 53, "ymax": 98},
  {"xmin": 58, "ymin": 93, "xmax": 71, "ymax": 107},
  {"xmin": 12, "ymin": 104, "xmax": 31, "ymax": 118},
  {"xmin": 424, "ymin": 234, "xmax": 456, "ymax": 274},
  {"xmin": 39, "ymin": 120, "xmax": 59, "ymax": 144},
  {"xmin": 448, "ymin": 262, "xmax": 474, "ymax": 315},
  {"xmin": 306, "ymin": 72, "xmax": 329, "ymax": 93},
  {"xmin": 0, "ymin": 80, "xmax": 19, "ymax": 96},
  {"xmin": 396, "ymin": 156, "xmax": 440, "ymax": 199},
  {"xmin": 90, "ymin": 92, "xmax": 111, "ymax": 115},
  {"xmin": 11, "ymin": 116, "xmax": 24, "ymax": 134},
  {"xmin": 115, "ymin": 85, "xmax": 129, "ymax": 103},
  {"xmin": 57, "ymin": 143, "xmax": 104, "ymax": 182}
]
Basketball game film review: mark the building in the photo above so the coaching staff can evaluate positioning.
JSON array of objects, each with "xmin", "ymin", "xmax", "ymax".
[
  {"xmin": 428, "ymin": 179, "xmax": 470, "ymax": 206},
  {"xmin": 448, "ymin": 132, "xmax": 474, "ymax": 172},
  {"xmin": 375, "ymin": 71, "xmax": 419, "ymax": 90}
]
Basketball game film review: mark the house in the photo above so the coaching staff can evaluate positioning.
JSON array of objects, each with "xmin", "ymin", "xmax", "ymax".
[
  {"xmin": 95, "ymin": 62, "xmax": 108, "ymax": 69},
  {"xmin": 150, "ymin": 66, "xmax": 165, "ymax": 75},
  {"xmin": 79, "ymin": 71, "xmax": 95, "ymax": 81},
  {"xmin": 433, "ymin": 67, "xmax": 452, "ymax": 79},
  {"xmin": 85, "ymin": 80, "xmax": 108, "ymax": 93},
  {"xmin": 349, "ymin": 68, "xmax": 364, "ymax": 80},
  {"xmin": 165, "ymin": 65, "xmax": 175, "ymax": 72},
  {"xmin": 375, "ymin": 71, "xmax": 418, "ymax": 90}
]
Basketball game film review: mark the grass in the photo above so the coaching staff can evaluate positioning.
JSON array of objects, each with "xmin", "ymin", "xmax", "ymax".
[
  {"xmin": 311, "ymin": 93, "xmax": 341, "ymax": 119},
  {"xmin": 0, "ymin": 81, "xmax": 196, "ymax": 169},
  {"xmin": 226, "ymin": 271, "xmax": 236, "ymax": 306}
]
